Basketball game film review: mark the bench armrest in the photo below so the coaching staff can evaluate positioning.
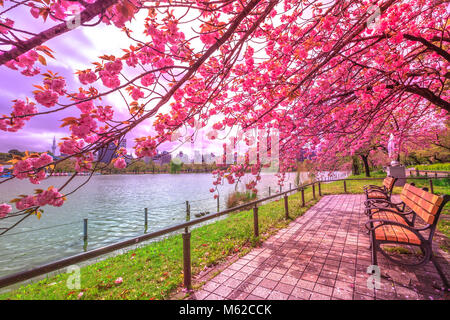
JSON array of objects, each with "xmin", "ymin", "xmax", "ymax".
[
  {"xmin": 363, "ymin": 185, "xmax": 386, "ymax": 192},
  {"xmin": 366, "ymin": 206, "xmax": 415, "ymax": 224},
  {"xmin": 364, "ymin": 199, "xmax": 403, "ymax": 210}
]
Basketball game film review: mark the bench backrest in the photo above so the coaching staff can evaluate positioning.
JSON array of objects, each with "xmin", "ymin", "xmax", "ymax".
[
  {"xmin": 400, "ymin": 183, "xmax": 445, "ymax": 225},
  {"xmin": 383, "ymin": 176, "xmax": 396, "ymax": 192}
]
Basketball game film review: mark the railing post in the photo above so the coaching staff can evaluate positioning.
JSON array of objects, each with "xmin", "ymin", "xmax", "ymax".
[
  {"xmin": 279, "ymin": 185, "xmax": 282, "ymax": 193},
  {"xmin": 429, "ymin": 179, "xmax": 434, "ymax": 194},
  {"xmin": 83, "ymin": 218, "xmax": 88, "ymax": 251},
  {"xmin": 186, "ymin": 201, "xmax": 190, "ymax": 221},
  {"xmin": 253, "ymin": 205, "xmax": 259, "ymax": 238},
  {"xmin": 144, "ymin": 208, "xmax": 148, "ymax": 233},
  {"xmin": 318, "ymin": 182, "xmax": 322, "ymax": 196},
  {"xmin": 284, "ymin": 194, "xmax": 289, "ymax": 219},
  {"xmin": 217, "ymin": 195, "xmax": 220, "ymax": 212},
  {"xmin": 416, "ymin": 168, "xmax": 419, "ymax": 176},
  {"xmin": 344, "ymin": 180, "xmax": 347, "ymax": 193},
  {"xmin": 83, "ymin": 218, "xmax": 88, "ymax": 242},
  {"xmin": 268, "ymin": 187, "xmax": 271, "ymax": 196},
  {"xmin": 435, "ymin": 172, "xmax": 438, "ymax": 179},
  {"xmin": 312, "ymin": 183, "xmax": 316, "ymax": 199},
  {"xmin": 289, "ymin": 183, "xmax": 292, "ymax": 191},
  {"xmin": 182, "ymin": 231, "xmax": 192, "ymax": 290},
  {"xmin": 301, "ymin": 188, "xmax": 305, "ymax": 207},
  {"xmin": 185, "ymin": 201, "xmax": 190, "ymax": 233}
]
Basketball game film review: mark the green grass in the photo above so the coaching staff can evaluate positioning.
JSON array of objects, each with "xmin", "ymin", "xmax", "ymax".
[
  {"xmin": 2, "ymin": 172, "xmax": 448, "ymax": 300},
  {"xmin": 0, "ymin": 188, "xmax": 317, "ymax": 300},
  {"xmin": 410, "ymin": 163, "xmax": 450, "ymax": 171},
  {"xmin": 383, "ymin": 246, "xmax": 412, "ymax": 255}
]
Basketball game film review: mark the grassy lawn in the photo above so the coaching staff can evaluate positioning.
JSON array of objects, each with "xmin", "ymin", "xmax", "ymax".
[
  {"xmin": 0, "ymin": 187, "xmax": 318, "ymax": 300},
  {"xmin": 1, "ymin": 172, "xmax": 448, "ymax": 300}
]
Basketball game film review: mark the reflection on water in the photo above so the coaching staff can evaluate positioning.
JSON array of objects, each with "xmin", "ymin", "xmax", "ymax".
[{"xmin": 0, "ymin": 171, "xmax": 349, "ymax": 277}]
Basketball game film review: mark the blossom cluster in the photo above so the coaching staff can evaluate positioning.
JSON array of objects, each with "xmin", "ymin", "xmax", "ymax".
[
  {"xmin": 15, "ymin": 187, "xmax": 65, "ymax": 211},
  {"xmin": 13, "ymin": 153, "xmax": 53, "ymax": 184}
]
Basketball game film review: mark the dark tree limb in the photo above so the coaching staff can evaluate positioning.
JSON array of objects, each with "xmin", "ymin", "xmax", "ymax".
[
  {"xmin": 0, "ymin": 0, "xmax": 119, "ymax": 65},
  {"xmin": 403, "ymin": 85, "xmax": 450, "ymax": 112},
  {"xmin": 403, "ymin": 34, "xmax": 450, "ymax": 63}
]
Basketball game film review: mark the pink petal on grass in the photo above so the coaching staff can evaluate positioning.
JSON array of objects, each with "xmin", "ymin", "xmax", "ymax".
[{"xmin": 115, "ymin": 277, "xmax": 123, "ymax": 284}]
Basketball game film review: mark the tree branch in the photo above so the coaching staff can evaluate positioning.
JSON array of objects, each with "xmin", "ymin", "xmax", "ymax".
[
  {"xmin": 403, "ymin": 34, "xmax": 450, "ymax": 63},
  {"xmin": 0, "ymin": 0, "xmax": 119, "ymax": 65}
]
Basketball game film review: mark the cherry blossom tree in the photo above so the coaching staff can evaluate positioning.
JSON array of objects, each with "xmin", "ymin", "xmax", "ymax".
[{"xmin": 0, "ymin": 0, "xmax": 448, "ymax": 233}]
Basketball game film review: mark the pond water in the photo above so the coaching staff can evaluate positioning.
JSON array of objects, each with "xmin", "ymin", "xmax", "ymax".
[{"xmin": 0, "ymin": 171, "xmax": 349, "ymax": 277}]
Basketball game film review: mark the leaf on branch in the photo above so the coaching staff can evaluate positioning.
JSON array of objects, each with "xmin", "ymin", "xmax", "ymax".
[
  {"xmin": 36, "ymin": 45, "xmax": 55, "ymax": 59},
  {"xmin": 60, "ymin": 117, "xmax": 78, "ymax": 128},
  {"xmin": 98, "ymin": 55, "xmax": 115, "ymax": 61},
  {"xmin": 38, "ymin": 55, "xmax": 47, "ymax": 66}
]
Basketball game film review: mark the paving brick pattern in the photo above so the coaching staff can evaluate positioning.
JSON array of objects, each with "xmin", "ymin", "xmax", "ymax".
[{"xmin": 189, "ymin": 195, "xmax": 450, "ymax": 300}]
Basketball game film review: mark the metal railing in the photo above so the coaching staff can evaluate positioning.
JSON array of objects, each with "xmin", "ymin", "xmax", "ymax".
[
  {"xmin": 407, "ymin": 168, "xmax": 450, "ymax": 177},
  {"xmin": 0, "ymin": 174, "xmax": 448, "ymax": 290}
]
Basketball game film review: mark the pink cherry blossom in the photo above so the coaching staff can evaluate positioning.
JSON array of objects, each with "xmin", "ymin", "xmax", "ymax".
[
  {"xmin": 114, "ymin": 158, "xmax": 127, "ymax": 169},
  {"xmin": 35, "ymin": 90, "xmax": 59, "ymax": 108},
  {"xmin": 78, "ymin": 70, "xmax": 97, "ymax": 85},
  {"xmin": 0, "ymin": 203, "xmax": 12, "ymax": 218}
]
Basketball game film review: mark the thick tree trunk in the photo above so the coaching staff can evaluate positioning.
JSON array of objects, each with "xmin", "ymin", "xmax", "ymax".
[{"xmin": 360, "ymin": 154, "xmax": 371, "ymax": 177}]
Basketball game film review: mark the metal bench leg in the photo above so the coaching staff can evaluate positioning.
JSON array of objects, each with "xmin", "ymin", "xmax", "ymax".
[
  {"xmin": 370, "ymin": 226, "xmax": 377, "ymax": 266},
  {"xmin": 430, "ymin": 253, "xmax": 449, "ymax": 289}
]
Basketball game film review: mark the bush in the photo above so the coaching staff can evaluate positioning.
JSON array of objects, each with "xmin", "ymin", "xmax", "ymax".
[
  {"xmin": 432, "ymin": 178, "xmax": 450, "ymax": 187},
  {"xmin": 226, "ymin": 191, "xmax": 257, "ymax": 209}
]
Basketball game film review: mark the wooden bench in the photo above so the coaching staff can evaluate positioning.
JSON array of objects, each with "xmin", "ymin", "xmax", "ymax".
[
  {"xmin": 365, "ymin": 183, "xmax": 449, "ymax": 288},
  {"xmin": 363, "ymin": 176, "xmax": 397, "ymax": 203}
]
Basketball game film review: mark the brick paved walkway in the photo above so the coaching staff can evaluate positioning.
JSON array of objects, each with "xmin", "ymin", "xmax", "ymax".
[{"xmin": 189, "ymin": 194, "xmax": 450, "ymax": 300}]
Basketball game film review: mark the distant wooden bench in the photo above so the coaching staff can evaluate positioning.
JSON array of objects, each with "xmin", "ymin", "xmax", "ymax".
[
  {"xmin": 365, "ymin": 183, "xmax": 449, "ymax": 288},
  {"xmin": 363, "ymin": 176, "xmax": 397, "ymax": 203}
]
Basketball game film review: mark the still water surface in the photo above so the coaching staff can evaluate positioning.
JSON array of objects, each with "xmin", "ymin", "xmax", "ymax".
[{"xmin": 0, "ymin": 171, "xmax": 349, "ymax": 277}]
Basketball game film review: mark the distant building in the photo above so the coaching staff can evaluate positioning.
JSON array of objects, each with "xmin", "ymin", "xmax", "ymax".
[
  {"xmin": 152, "ymin": 150, "xmax": 172, "ymax": 165},
  {"xmin": 174, "ymin": 151, "xmax": 190, "ymax": 164},
  {"xmin": 97, "ymin": 139, "xmax": 127, "ymax": 163}
]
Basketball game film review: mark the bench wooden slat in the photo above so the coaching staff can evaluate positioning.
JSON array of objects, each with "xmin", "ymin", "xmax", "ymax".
[
  {"xmin": 405, "ymin": 184, "xmax": 443, "ymax": 206},
  {"xmin": 383, "ymin": 177, "xmax": 396, "ymax": 190},
  {"xmin": 399, "ymin": 183, "xmax": 443, "ymax": 225}
]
